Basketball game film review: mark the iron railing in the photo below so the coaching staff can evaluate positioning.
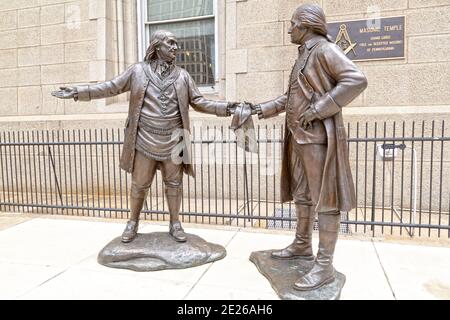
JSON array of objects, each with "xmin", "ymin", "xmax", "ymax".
[{"xmin": 0, "ymin": 120, "xmax": 449, "ymax": 238}]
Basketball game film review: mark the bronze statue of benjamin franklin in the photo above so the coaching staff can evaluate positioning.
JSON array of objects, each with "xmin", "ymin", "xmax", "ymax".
[
  {"xmin": 52, "ymin": 30, "xmax": 240, "ymax": 243},
  {"xmin": 250, "ymin": 4, "xmax": 367, "ymax": 291}
]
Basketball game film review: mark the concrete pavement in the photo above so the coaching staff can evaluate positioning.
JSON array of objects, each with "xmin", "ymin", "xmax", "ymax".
[{"xmin": 0, "ymin": 213, "xmax": 449, "ymax": 300}]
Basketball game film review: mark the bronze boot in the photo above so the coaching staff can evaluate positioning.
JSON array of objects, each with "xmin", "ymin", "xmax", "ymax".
[
  {"xmin": 121, "ymin": 196, "xmax": 144, "ymax": 243},
  {"xmin": 166, "ymin": 185, "xmax": 187, "ymax": 242},
  {"xmin": 271, "ymin": 204, "xmax": 315, "ymax": 260},
  {"xmin": 294, "ymin": 213, "xmax": 340, "ymax": 290},
  {"xmin": 169, "ymin": 221, "xmax": 187, "ymax": 242}
]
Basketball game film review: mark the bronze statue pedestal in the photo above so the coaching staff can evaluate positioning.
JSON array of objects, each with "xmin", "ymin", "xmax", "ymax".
[
  {"xmin": 250, "ymin": 250, "xmax": 345, "ymax": 300},
  {"xmin": 98, "ymin": 232, "xmax": 226, "ymax": 271}
]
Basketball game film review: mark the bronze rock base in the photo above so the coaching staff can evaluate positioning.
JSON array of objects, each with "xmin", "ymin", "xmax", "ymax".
[
  {"xmin": 250, "ymin": 250, "xmax": 345, "ymax": 300},
  {"xmin": 98, "ymin": 232, "xmax": 226, "ymax": 271}
]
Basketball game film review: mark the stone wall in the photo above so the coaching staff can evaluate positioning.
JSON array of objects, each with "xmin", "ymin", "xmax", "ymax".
[
  {"xmin": 0, "ymin": 0, "xmax": 449, "ymax": 128},
  {"xmin": 224, "ymin": 0, "xmax": 450, "ymax": 120},
  {"xmin": 0, "ymin": 0, "xmax": 138, "ymax": 118}
]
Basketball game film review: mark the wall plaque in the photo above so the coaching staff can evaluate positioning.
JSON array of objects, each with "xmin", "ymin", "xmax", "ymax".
[{"xmin": 327, "ymin": 16, "xmax": 405, "ymax": 61}]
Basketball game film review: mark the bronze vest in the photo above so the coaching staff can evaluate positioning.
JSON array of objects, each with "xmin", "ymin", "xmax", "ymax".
[{"xmin": 286, "ymin": 48, "xmax": 327, "ymax": 145}]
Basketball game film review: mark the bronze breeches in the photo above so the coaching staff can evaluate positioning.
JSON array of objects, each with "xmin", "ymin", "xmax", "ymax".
[
  {"xmin": 131, "ymin": 150, "xmax": 183, "ymax": 199},
  {"xmin": 287, "ymin": 134, "xmax": 338, "ymax": 213}
]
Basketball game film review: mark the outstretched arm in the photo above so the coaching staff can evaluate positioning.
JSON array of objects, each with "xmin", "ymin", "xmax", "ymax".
[
  {"xmin": 254, "ymin": 94, "xmax": 288, "ymax": 120},
  {"xmin": 187, "ymin": 73, "xmax": 238, "ymax": 116},
  {"xmin": 51, "ymin": 86, "xmax": 77, "ymax": 99},
  {"xmin": 51, "ymin": 65, "xmax": 134, "ymax": 101}
]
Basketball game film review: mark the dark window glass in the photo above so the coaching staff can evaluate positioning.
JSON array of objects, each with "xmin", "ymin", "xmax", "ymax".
[{"xmin": 147, "ymin": 0, "xmax": 213, "ymax": 21}]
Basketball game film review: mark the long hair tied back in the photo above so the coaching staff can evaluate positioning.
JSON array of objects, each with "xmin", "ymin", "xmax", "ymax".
[
  {"xmin": 295, "ymin": 4, "xmax": 332, "ymax": 41},
  {"xmin": 144, "ymin": 30, "xmax": 173, "ymax": 62}
]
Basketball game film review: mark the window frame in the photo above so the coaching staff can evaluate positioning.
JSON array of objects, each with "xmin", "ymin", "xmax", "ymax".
[{"xmin": 137, "ymin": 0, "xmax": 219, "ymax": 92}]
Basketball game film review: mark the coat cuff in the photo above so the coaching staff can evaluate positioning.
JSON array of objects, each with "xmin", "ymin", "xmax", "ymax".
[
  {"xmin": 259, "ymin": 101, "xmax": 281, "ymax": 119},
  {"xmin": 215, "ymin": 101, "xmax": 229, "ymax": 117},
  {"xmin": 76, "ymin": 85, "xmax": 91, "ymax": 101},
  {"xmin": 255, "ymin": 104, "xmax": 264, "ymax": 119},
  {"xmin": 313, "ymin": 93, "xmax": 341, "ymax": 120}
]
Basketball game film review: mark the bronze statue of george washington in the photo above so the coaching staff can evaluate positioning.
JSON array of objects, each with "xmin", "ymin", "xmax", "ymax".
[{"xmin": 250, "ymin": 3, "xmax": 367, "ymax": 291}]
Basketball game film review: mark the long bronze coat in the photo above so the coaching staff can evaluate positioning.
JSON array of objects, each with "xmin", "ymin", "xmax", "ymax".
[
  {"xmin": 259, "ymin": 36, "xmax": 368, "ymax": 212},
  {"xmin": 75, "ymin": 62, "xmax": 229, "ymax": 176}
]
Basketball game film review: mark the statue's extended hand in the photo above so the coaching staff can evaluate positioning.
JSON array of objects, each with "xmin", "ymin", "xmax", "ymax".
[
  {"xmin": 247, "ymin": 102, "xmax": 258, "ymax": 115},
  {"xmin": 228, "ymin": 101, "xmax": 258, "ymax": 116},
  {"xmin": 51, "ymin": 86, "xmax": 77, "ymax": 99},
  {"xmin": 227, "ymin": 102, "xmax": 240, "ymax": 115}
]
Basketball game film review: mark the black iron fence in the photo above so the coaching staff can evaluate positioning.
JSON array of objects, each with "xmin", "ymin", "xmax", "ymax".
[{"xmin": 0, "ymin": 121, "xmax": 449, "ymax": 238}]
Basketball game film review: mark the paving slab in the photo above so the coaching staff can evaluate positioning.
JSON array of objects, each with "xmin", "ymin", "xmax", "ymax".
[
  {"xmin": 0, "ymin": 214, "xmax": 32, "ymax": 231},
  {"xmin": 0, "ymin": 218, "xmax": 124, "ymax": 267},
  {"xmin": 181, "ymin": 227, "xmax": 238, "ymax": 248},
  {"xmin": 224, "ymin": 230, "xmax": 297, "ymax": 260},
  {"xmin": 184, "ymin": 283, "xmax": 280, "ymax": 300},
  {"xmin": 373, "ymin": 241, "xmax": 450, "ymax": 300},
  {"xmin": 0, "ymin": 262, "xmax": 65, "ymax": 300},
  {"xmin": 334, "ymin": 239, "xmax": 395, "ymax": 300},
  {"xmin": 194, "ymin": 256, "xmax": 277, "ymax": 295},
  {"xmin": 20, "ymin": 267, "xmax": 194, "ymax": 300},
  {"xmin": 0, "ymin": 216, "xmax": 449, "ymax": 300}
]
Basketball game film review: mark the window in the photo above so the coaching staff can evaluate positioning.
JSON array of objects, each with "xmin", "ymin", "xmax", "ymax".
[{"xmin": 141, "ymin": 0, "xmax": 216, "ymax": 88}]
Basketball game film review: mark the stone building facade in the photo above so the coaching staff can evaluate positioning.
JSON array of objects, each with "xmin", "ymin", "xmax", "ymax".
[
  {"xmin": 224, "ymin": 0, "xmax": 450, "ymax": 126},
  {"xmin": 0, "ymin": 0, "xmax": 448, "ymax": 223},
  {"xmin": 0, "ymin": 0, "xmax": 449, "ymax": 129},
  {"xmin": 0, "ymin": 0, "xmax": 138, "ymax": 130}
]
